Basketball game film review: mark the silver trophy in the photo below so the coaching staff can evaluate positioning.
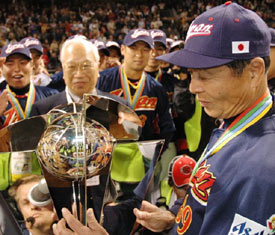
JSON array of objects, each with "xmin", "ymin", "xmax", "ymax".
[{"xmin": 0, "ymin": 94, "xmax": 164, "ymax": 228}]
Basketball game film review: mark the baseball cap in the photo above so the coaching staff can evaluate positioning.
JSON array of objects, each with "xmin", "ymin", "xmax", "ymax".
[
  {"xmin": 106, "ymin": 41, "xmax": 121, "ymax": 57},
  {"xmin": 157, "ymin": 2, "xmax": 271, "ymax": 69},
  {"xmin": 1, "ymin": 42, "xmax": 32, "ymax": 60},
  {"xmin": 168, "ymin": 155, "xmax": 196, "ymax": 188},
  {"xmin": 91, "ymin": 39, "xmax": 110, "ymax": 56},
  {"xmin": 106, "ymin": 41, "xmax": 120, "ymax": 49},
  {"xmin": 20, "ymin": 37, "xmax": 43, "ymax": 54},
  {"xmin": 150, "ymin": 29, "xmax": 167, "ymax": 48},
  {"xmin": 166, "ymin": 38, "xmax": 174, "ymax": 49},
  {"xmin": 123, "ymin": 28, "xmax": 154, "ymax": 49},
  {"xmin": 170, "ymin": 40, "xmax": 184, "ymax": 52},
  {"xmin": 270, "ymin": 28, "xmax": 275, "ymax": 47}
]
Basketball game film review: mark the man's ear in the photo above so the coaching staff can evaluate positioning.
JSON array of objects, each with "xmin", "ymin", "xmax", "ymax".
[
  {"xmin": 121, "ymin": 45, "xmax": 125, "ymax": 57},
  {"xmin": 0, "ymin": 57, "xmax": 6, "ymax": 68},
  {"xmin": 249, "ymin": 57, "xmax": 266, "ymax": 87},
  {"xmin": 29, "ymin": 60, "xmax": 35, "ymax": 71}
]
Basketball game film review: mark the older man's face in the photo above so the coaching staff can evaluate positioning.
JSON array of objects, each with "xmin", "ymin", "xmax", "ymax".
[
  {"xmin": 189, "ymin": 63, "xmax": 256, "ymax": 119},
  {"xmin": 62, "ymin": 42, "xmax": 99, "ymax": 97}
]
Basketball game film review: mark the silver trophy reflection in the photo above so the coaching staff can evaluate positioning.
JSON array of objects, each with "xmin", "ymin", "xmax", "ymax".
[{"xmin": 0, "ymin": 94, "xmax": 164, "ymax": 227}]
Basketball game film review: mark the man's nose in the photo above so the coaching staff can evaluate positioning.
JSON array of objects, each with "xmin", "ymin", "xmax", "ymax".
[
  {"xmin": 14, "ymin": 62, "xmax": 21, "ymax": 72},
  {"xmin": 134, "ymin": 49, "xmax": 143, "ymax": 57},
  {"xmin": 189, "ymin": 75, "xmax": 204, "ymax": 95},
  {"xmin": 30, "ymin": 203, "xmax": 40, "ymax": 210},
  {"xmin": 74, "ymin": 65, "xmax": 83, "ymax": 76}
]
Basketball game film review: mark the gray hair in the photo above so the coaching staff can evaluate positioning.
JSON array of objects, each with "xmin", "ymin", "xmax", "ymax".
[{"xmin": 59, "ymin": 35, "xmax": 100, "ymax": 63}]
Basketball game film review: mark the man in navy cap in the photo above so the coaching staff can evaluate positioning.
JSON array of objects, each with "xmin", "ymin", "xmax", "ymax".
[
  {"xmin": 0, "ymin": 42, "xmax": 57, "ymax": 129},
  {"xmin": 98, "ymin": 28, "xmax": 175, "ymax": 148},
  {"xmin": 20, "ymin": 37, "xmax": 51, "ymax": 86},
  {"xmin": 97, "ymin": 28, "xmax": 175, "ymax": 200},
  {"xmin": 135, "ymin": 2, "xmax": 275, "ymax": 235},
  {"xmin": 53, "ymin": 3, "xmax": 275, "ymax": 235}
]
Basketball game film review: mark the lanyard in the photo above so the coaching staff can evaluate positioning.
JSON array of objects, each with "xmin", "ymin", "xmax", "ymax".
[
  {"xmin": 191, "ymin": 92, "xmax": 273, "ymax": 178},
  {"xmin": 154, "ymin": 69, "xmax": 162, "ymax": 82},
  {"xmin": 7, "ymin": 82, "xmax": 36, "ymax": 120},
  {"xmin": 119, "ymin": 66, "xmax": 146, "ymax": 110}
]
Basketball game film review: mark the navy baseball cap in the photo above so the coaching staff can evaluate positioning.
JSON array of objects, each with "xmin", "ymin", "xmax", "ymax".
[
  {"xmin": 90, "ymin": 39, "xmax": 110, "ymax": 56},
  {"xmin": 157, "ymin": 2, "xmax": 271, "ymax": 69},
  {"xmin": 20, "ymin": 37, "xmax": 43, "ymax": 54},
  {"xmin": 270, "ymin": 28, "xmax": 275, "ymax": 47},
  {"xmin": 123, "ymin": 28, "xmax": 154, "ymax": 49},
  {"xmin": 150, "ymin": 29, "xmax": 167, "ymax": 48},
  {"xmin": 1, "ymin": 42, "xmax": 32, "ymax": 60}
]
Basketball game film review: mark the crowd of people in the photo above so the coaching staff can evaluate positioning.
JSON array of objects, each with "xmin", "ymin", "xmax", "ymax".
[
  {"xmin": 0, "ymin": 0, "xmax": 273, "ymax": 74},
  {"xmin": 0, "ymin": 1, "xmax": 274, "ymax": 235}
]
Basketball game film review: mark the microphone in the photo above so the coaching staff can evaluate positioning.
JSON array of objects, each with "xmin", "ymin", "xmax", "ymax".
[
  {"xmin": 26, "ymin": 216, "xmax": 35, "ymax": 228},
  {"xmin": 28, "ymin": 178, "xmax": 52, "ymax": 207}
]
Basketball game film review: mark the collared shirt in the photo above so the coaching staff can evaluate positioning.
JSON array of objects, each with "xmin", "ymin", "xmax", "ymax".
[{"xmin": 65, "ymin": 86, "xmax": 97, "ymax": 103}]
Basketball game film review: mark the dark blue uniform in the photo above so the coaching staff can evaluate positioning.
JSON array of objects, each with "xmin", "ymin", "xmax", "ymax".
[
  {"xmin": 0, "ymin": 84, "xmax": 58, "ymax": 128},
  {"xmin": 97, "ymin": 66, "xmax": 175, "ymax": 145},
  {"xmin": 169, "ymin": 95, "xmax": 275, "ymax": 235}
]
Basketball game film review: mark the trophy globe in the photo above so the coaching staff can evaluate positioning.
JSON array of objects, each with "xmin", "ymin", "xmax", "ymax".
[{"xmin": 37, "ymin": 111, "xmax": 114, "ymax": 181}]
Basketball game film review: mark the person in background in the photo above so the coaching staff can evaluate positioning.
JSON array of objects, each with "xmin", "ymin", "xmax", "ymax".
[
  {"xmin": 167, "ymin": 154, "xmax": 196, "ymax": 201},
  {"xmin": 91, "ymin": 39, "xmax": 110, "ymax": 72},
  {"xmin": 150, "ymin": 154, "xmax": 196, "ymax": 210},
  {"xmin": 98, "ymin": 28, "xmax": 175, "ymax": 149},
  {"xmin": 8, "ymin": 175, "xmax": 56, "ymax": 235},
  {"xmin": 106, "ymin": 41, "xmax": 121, "ymax": 69},
  {"xmin": 267, "ymin": 28, "xmax": 275, "ymax": 92},
  {"xmin": 144, "ymin": 28, "xmax": 179, "ymax": 190},
  {"xmin": 97, "ymin": 28, "xmax": 175, "ymax": 200},
  {"xmin": 20, "ymin": 37, "xmax": 52, "ymax": 86},
  {"xmin": 0, "ymin": 42, "xmax": 58, "ymax": 129}
]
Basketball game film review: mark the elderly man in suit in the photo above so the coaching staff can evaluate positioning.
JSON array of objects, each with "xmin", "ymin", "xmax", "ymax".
[{"xmin": 30, "ymin": 35, "xmax": 102, "ymax": 115}]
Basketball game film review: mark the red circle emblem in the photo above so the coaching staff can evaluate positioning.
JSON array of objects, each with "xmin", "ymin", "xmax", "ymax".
[{"xmin": 238, "ymin": 44, "xmax": 244, "ymax": 51}]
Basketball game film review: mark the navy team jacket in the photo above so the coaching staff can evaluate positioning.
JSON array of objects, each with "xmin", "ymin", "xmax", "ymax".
[
  {"xmin": 97, "ymin": 66, "xmax": 175, "ymax": 146},
  {"xmin": 169, "ymin": 97, "xmax": 275, "ymax": 235}
]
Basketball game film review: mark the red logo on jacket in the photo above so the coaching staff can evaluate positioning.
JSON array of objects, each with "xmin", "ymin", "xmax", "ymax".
[{"xmin": 190, "ymin": 160, "xmax": 216, "ymax": 206}]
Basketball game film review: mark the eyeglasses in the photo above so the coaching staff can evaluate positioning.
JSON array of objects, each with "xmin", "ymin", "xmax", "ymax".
[{"xmin": 65, "ymin": 62, "xmax": 97, "ymax": 73}]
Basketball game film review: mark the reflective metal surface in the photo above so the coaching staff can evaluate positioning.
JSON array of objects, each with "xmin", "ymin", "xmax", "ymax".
[
  {"xmin": 37, "ymin": 113, "xmax": 113, "ymax": 180},
  {"xmin": 0, "ymin": 116, "xmax": 46, "ymax": 152},
  {"xmin": 0, "ymin": 94, "xmax": 164, "ymax": 227}
]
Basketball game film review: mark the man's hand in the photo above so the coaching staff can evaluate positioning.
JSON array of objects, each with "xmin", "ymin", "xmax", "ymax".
[
  {"xmin": 0, "ymin": 89, "xmax": 9, "ymax": 116},
  {"xmin": 53, "ymin": 208, "xmax": 109, "ymax": 235},
  {"xmin": 133, "ymin": 200, "xmax": 175, "ymax": 232}
]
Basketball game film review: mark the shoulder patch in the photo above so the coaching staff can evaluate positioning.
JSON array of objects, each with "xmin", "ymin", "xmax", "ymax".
[{"xmin": 228, "ymin": 213, "xmax": 273, "ymax": 235}]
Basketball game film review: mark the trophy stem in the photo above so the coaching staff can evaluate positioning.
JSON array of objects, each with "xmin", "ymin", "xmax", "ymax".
[{"xmin": 72, "ymin": 180, "xmax": 86, "ymax": 225}]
